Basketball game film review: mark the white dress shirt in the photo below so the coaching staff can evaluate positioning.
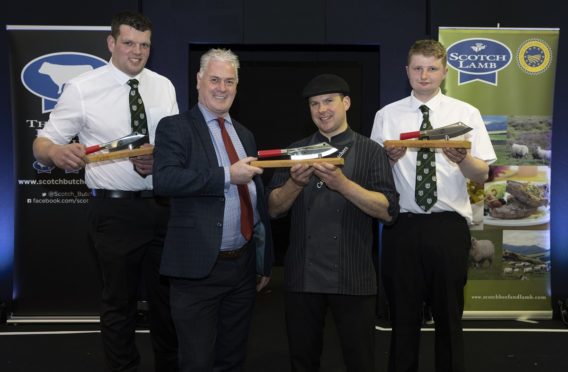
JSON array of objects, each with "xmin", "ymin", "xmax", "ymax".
[
  {"xmin": 38, "ymin": 61, "xmax": 178, "ymax": 190},
  {"xmin": 371, "ymin": 90, "xmax": 496, "ymax": 223}
]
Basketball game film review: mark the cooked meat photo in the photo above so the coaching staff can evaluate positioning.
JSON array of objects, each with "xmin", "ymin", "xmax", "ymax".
[
  {"xmin": 488, "ymin": 199, "xmax": 537, "ymax": 219},
  {"xmin": 505, "ymin": 180, "xmax": 549, "ymax": 208},
  {"xmin": 485, "ymin": 180, "xmax": 549, "ymax": 220}
]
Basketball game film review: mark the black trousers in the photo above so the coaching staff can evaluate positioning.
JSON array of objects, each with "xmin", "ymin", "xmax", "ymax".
[
  {"xmin": 169, "ymin": 243, "xmax": 257, "ymax": 372},
  {"xmin": 382, "ymin": 212, "xmax": 470, "ymax": 372},
  {"xmin": 285, "ymin": 292, "xmax": 377, "ymax": 372},
  {"xmin": 89, "ymin": 197, "xmax": 178, "ymax": 372}
]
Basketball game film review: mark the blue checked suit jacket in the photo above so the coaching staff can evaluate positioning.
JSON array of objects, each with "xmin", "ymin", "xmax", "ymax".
[{"xmin": 153, "ymin": 105, "xmax": 273, "ymax": 279}]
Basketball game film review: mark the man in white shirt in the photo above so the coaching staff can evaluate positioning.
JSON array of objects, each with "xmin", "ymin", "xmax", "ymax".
[
  {"xmin": 370, "ymin": 39, "xmax": 496, "ymax": 372},
  {"xmin": 33, "ymin": 11, "xmax": 178, "ymax": 372}
]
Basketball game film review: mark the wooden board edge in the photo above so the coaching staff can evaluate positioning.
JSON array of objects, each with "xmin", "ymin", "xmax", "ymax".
[
  {"xmin": 251, "ymin": 158, "xmax": 345, "ymax": 168},
  {"xmin": 85, "ymin": 147, "xmax": 154, "ymax": 163},
  {"xmin": 383, "ymin": 140, "xmax": 471, "ymax": 149}
]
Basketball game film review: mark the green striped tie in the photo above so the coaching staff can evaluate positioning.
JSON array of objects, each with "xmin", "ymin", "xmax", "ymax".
[
  {"xmin": 415, "ymin": 105, "xmax": 437, "ymax": 211},
  {"xmin": 127, "ymin": 79, "xmax": 148, "ymax": 135}
]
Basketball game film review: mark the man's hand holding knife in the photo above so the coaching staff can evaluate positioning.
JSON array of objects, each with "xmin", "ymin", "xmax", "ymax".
[
  {"xmin": 290, "ymin": 164, "xmax": 315, "ymax": 188},
  {"xmin": 44, "ymin": 141, "xmax": 88, "ymax": 171},
  {"xmin": 230, "ymin": 157, "xmax": 263, "ymax": 185},
  {"xmin": 130, "ymin": 143, "xmax": 155, "ymax": 176}
]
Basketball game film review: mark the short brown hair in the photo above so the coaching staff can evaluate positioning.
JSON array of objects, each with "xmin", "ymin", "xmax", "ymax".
[
  {"xmin": 408, "ymin": 39, "xmax": 447, "ymax": 67},
  {"xmin": 110, "ymin": 11, "xmax": 152, "ymax": 39}
]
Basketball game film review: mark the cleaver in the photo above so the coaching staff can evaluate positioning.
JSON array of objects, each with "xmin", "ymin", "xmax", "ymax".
[
  {"xmin": 399, "ymin": 122, "xmax": 472, "ymax": 140},
  {"xmin": 258, "ymin": 142, "xmax": 338, "ymax": 160},
  {"xmin": 85, "ymin": 132, "xmax": 148, "ymax": 155}
]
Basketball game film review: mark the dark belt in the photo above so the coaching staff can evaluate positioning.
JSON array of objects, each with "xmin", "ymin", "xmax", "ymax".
[
  {"xmin": 91, "ymin": 189, "xmax": 154, "ymax": 199},
  {"xmin": 399, "ymin": 211, "xmax": 461, "ymax": 219},
  {"xmin": 218, "ymin": 241, "xmax": 251, "ymax": 259}
]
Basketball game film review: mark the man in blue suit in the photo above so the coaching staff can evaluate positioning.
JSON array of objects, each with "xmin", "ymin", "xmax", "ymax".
[{"xmin": 153, "ymin": 48, "xmax": 273, "ymax": 372}]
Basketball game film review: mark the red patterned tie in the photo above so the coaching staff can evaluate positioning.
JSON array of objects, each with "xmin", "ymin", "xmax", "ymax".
[{"xmin": 217, "ymin": 117, "xmax": 253, "ymax": 240}]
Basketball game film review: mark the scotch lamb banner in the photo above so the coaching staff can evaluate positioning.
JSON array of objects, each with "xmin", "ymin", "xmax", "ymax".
[
  {"xmin": 7, "ymin": 26, "xmax": 109, "ymax": 319},
  {"xmin": 439, "ymin": 27, "xmax": 559, "ymax": 319}
]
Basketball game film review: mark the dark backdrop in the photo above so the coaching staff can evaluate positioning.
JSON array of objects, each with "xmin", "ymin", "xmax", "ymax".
[{"xmin": 1, "ymin": 0, "xmax": 567, "ymax": 318}]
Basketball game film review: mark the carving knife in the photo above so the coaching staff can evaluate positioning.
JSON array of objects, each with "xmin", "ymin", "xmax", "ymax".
[
  {"xmin": 258, "ymin": 142, "xmax": 338, "ymax": 160},
  {"xmin": 85, "ymin": 132, "xmax": 148, "ymax": 154},
  {"xmin": 399, "ymin": 122, "xmax": 473, "ymax": 140}
]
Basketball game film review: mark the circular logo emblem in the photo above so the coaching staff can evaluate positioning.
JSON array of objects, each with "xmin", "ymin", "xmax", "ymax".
[{"xmin": 516, "ymin": 39, "xmax": 552, "ymax": 75}]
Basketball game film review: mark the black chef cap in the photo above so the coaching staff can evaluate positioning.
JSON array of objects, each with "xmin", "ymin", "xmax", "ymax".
[{"xmin": 302, "ymin": 74, "xmax": 350, "ymax": 99}]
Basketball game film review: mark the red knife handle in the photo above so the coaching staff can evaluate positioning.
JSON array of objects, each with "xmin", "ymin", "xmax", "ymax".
[
  {"xmin": 85, "ymin": 145, "xmax": 102, "ymax": 154},
  {"xmin": 399, "ymin": 131, "xmax": 421, "ymax": 140},
  {"xmin": 258, "ymin": 149, "xmax": 284, "ymax": 158}
]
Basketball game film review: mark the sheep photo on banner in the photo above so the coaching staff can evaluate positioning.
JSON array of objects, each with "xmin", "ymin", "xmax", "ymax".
[{"xmin": 439, "ymin": 27, "xmax": 559, "ymax": 319}]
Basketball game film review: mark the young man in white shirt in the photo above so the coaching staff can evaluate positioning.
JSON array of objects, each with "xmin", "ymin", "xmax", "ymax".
[{"xmin": 370, "ymin": 39, "xmax": 496, "ymax": 372}]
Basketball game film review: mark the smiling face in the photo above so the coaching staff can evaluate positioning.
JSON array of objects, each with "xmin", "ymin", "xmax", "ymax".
[
  {"xmin": 308, "ymin": 93, "xmax": 350, "ymax": 139},
  {"xmin": 107, "ymin": 24, "xmax": 151, "ymax": 77},
  {"xmin": 196, "ymin": 59, "xmax": 238, "ymax": 117},
  {"xmin": 406, "ymin": 53, "xmax": 448, "ymax": 102}
]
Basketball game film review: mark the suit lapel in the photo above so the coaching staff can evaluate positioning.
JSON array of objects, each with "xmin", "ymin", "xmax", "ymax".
[{"xmin": 190, "ymin": 106, "xmax": 219, "ymax": 166}]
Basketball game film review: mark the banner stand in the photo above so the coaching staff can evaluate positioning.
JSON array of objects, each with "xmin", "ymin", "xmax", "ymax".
[
  {"xmin": 439, "ymin": 27, "xmax": 559, "ymax": 320},
  {"xmin": 7, "ymin": 25, "xmax": 110, "ymax": 320}
]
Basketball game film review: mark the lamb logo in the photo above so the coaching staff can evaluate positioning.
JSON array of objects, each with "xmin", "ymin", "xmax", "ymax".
[
  {"xmin": 446, "ymin": 38, "xmax": 512, "ymax": 86},
  {"xmin": 21, "ymin": 52, "xmax": 107, "ymax": 113}
]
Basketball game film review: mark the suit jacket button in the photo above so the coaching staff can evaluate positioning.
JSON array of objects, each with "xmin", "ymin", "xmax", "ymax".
[{"xmin": 216, "ymin": 222, "xmax": 223, "ymax": 227}]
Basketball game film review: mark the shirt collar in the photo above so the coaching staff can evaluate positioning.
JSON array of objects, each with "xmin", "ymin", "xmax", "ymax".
[
  {"xmin": 410, "ymin": 89, "xmax": 444, "ymax": 113},
  {"xmin": 197, "ymin": 102, "xmax": 233, "ymax": 127},
  {"xmin": 315, "ymin": 127, "xmax": 354, "ymax": 147},
  {"xmin": 108, "ymin": 59, "xmax": 145, "ymax": 86}
]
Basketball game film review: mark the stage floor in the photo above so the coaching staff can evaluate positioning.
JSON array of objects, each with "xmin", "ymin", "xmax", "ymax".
[{"xmin": 2, "ymin": 267, "xmax": 567, "ymax": 372}]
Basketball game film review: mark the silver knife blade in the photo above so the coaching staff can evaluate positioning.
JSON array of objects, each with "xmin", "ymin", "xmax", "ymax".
[
  {"xmin": 258, "ymin": 142, "xmax": 338, "ymax": 159},
  {"xmin": 289, "ymin": 145, "xmax": 338, "ymax": 160},
  {"xmin": 423, "ymin": 122, "xmax": 473, "ymax": 140},
  {"xmin": 85, "ymin": 132, "xmax": 149, "ymax": 155},
  {"xmin": 105, "ymin": 133, "xmax": 148, "ymax": 152},
  {"xmin": 285, "ymin": 142, "xmax": 335, "ymax": 154}
]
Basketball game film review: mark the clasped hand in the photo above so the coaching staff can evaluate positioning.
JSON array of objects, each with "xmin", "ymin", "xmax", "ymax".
[{"xmin": 290, "ymin": 162, "xmax": 346, "ymax": 191}]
